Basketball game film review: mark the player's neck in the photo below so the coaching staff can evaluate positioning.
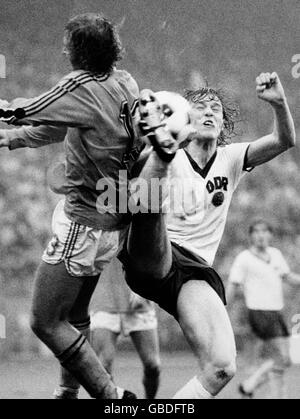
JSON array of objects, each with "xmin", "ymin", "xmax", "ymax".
[
  {"xmin": 186, "ymin": 139, "xmax": 217, "ymax": 169},
  {"xmin": 251, "ymin": 245, "xmax": 269, "ymax": 255}
]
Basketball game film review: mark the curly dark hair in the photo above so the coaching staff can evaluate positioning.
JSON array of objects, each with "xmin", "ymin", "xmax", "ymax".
[
  {"xmin": 184, "ymin": 87, "xmax": 240, "ymax": 146},
  {"xmin": 64, "ymin": 13, "xmax": 123, "ymax": 75}
]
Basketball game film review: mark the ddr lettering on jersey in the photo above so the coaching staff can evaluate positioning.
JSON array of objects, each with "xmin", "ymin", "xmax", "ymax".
[{"xmin": 166, "ymin": 143, "xmax": 251, "ymax": 265}]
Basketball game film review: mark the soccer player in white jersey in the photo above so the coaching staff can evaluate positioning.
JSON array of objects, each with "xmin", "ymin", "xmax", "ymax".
[
  {"xmin": 119, "ymin": 72, "xmax": 296, "ymax": 399},
  {"xmin": 0, "ymin": 13, "xmax": 141, "ymax": 399},
  {"xmin": 227, "ymin": 220, "xmax": 300, "ymax": 399},
  {"xmin": 91, "ymin": 258, "xmax": 161, "ymax": 399}
]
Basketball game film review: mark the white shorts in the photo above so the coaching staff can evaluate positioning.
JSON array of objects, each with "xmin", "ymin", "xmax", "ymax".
[
  {"xmin": 91, "ymin": 310, "xmax": 158, "ymax": 337},
  {"xmin": 42, "ymin": 200, "xmax": 127, "ymax": 277}
]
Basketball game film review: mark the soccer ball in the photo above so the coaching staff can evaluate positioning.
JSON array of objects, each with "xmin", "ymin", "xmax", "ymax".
[{"xmin": 155, "ymin": 91, "xmax": 192, "ymax": 136}]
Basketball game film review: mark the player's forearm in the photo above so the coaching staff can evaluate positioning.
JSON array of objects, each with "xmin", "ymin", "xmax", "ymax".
[
  {"xmin": 6, "ymin": 126, "xmax": 66, "ymax": 150},
  {"xmin": 285, "ymin": 272, "xmax": 300, "ymax": 286},
  {"xmin": 271, "ymin": 98, "xmax": 296, "ymax": 150},
  {"xmin": 4, "ymin": 96, "xmax": 84, "ymax": 128}
]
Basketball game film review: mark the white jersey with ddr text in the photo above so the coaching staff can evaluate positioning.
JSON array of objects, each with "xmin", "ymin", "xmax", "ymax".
[
  {"xmin": 166, "ymin": 142, "xmax": 250, "ymax": 265},
  {"xmin": 228, "ymin": 248, "xmax": 290, "ymax": 311}
]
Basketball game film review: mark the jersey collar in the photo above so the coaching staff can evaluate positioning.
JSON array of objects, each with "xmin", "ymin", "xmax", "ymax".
[{"xmin": 184, "ymin": 149, "xmax": 218, "ymax": 179}]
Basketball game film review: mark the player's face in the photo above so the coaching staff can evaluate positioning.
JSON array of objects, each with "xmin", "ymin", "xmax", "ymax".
[
  {"xmin": 189, "ymin": 96, "xmax": 224, "ymax": 142},
  {"xmin": 250, "ymin": 224, "xmax": 272, "ymax": 249}
]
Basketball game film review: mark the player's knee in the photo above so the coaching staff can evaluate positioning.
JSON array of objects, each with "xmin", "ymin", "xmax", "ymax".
[
  {"xmin": 30, "ymin": 310, "xmax": 57, "ymax": 342},
  {"xmin": 212, "ymin": 358, "xmax": 236, "ymax": 385},
  {"xmin": 205, "ymin": 356, "xmax": 236, "ymax": 392},
  {"xmin": 30, "ymin": 313, "xmax": 52, "ymax": 341}
]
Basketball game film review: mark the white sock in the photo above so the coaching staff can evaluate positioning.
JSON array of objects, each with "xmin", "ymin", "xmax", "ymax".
[
  {"xmin": 243, "ymin": 360, "xmax": 274, "ymax": 393},
  {"xmin": 173, "ymin": 376, "xmax": 214, "ymax": 399}
]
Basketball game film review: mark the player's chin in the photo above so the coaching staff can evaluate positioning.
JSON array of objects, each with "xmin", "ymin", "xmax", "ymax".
[{"xmin": 191, "ymin": 129, "xmax": 219, "ymax": 143}]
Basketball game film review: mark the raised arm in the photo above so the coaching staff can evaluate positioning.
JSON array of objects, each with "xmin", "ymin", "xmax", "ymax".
[
  {"xmin": 246, "ymin": 72, "xmax": 296, "ymax": 168},
  {"xmin": 0, "ymin": 125, "xmax": 67, "ymax": 150}
]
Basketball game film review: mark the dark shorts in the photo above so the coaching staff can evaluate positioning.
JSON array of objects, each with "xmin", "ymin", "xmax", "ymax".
[
  {"xmin": 248, "ymin": 310, "xmax": 290, "ymax": 341},
  {"xmin": 119, "ymin": 241, "xmax": 226, "ymax": 319}
]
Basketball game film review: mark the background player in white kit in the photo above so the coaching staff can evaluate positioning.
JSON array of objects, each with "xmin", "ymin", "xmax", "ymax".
[
  {"xmin": 227, "ymin": 220, "xmax": 300, "ymax": 399},
  {"xmin": 120, "ymin": 72, "xmax": 296, "ymax": 399},
  {"xmin": 91, "ymin": 258, "xmax": 161, "ymax": 399}
]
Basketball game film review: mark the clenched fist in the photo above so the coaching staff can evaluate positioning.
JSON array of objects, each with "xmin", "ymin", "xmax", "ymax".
[{"xmin": 256, "ymin": 72, "xmax": 286, "ymax": 107}]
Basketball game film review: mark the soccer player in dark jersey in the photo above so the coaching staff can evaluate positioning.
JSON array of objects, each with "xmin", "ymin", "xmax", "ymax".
[
  {"xmin": 0, "ymin": 13, "xmax": 140, "ymax": 399},
  {"xmin": 119, "ymin": 73, "xmax": 296, "ymax": 398}
]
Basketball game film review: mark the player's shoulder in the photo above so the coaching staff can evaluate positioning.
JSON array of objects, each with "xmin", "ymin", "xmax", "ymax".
[
  {"xmin": 219, "ymin": 141, "xmax": 249, "ymax": 156},
  {"xmin": 113, "ymin": 68, "xmax": 139, "ymax": 94},
  {"xmin": 113, "ymin": 68, "xmax": 135, "ymax": 81},
  {"xmin": 269, "ymin": 247, "xmax": 284, "ymax": 258}
]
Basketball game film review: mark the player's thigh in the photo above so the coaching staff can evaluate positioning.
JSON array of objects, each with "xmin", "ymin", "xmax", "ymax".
[
  {"xmin": 31, "ymin": 261, "xmax": 87, "ymax": 325},
  {"xmin": 177, "ymin": 280, "xmax": 236, "ymax": 371},
  {"xmin": 131, "ymin": 329, "xmax": 161, "ymax": 367},
  {"xmin": 127, "ymin": 214, "xmax": 173, "ymax": 279}
]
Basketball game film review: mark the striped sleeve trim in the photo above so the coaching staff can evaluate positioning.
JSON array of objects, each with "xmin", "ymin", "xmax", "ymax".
[{"xmin": 9, "ymin": 72, "xmax": 109, "ymax": 123}]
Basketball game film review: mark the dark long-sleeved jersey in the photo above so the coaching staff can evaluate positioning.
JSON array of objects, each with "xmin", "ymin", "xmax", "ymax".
[{"xmin": 2, "ymin": 68, "xmax": 141, "ymax": 230}]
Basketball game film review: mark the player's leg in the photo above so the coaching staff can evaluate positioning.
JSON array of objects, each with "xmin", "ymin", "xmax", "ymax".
[
  {"xmin": 127, "ymin": 149, "xmax": 173, "ymax": 279},
  {"xmin": 93, "ymin": 329, "xmax": 119, "ymax": 376},
  {"xmin": 127, "ymin": 212, "xmax": 172, "ymax": 280},
  {"xmin": 239, "ymin": 357, "xmax": 275, "ymax": 398},
  {"xmin": 267, "ymin": 337, "xmax": 291, "ymax": 399},
  {"xmin": 127, "ymin": 142, "xmax": 174, "ymax": 279},
  {"xmin": 173, "ymin": 280, "xmax": 237, "ymax": 399},
  {"xmin": 131, "ymin": 327, "xmax": 161, "ymax": 399},
  {"xmin": 30, "ymin": 262, "xmax": 120, "ymax": 399},
  {"xmin": 240, "ymin": 312, "xmax": 291, "ymax": 398},
  {"xmin": 127, "ymin": 91, "xmax": 181, "ymax": 280},
  {"xmin": 53, "ymin": 275, "xmax": 99, "ymax": 399},
  {"xmin": 91, "ymin": 313, "xmax": 120, "ymax": 377}
]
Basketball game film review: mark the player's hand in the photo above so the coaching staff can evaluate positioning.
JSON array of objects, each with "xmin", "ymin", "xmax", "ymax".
[
  {"xmin": 0, "ymin": 129, "xmax": 10, "ymax": 148},
  {"xmin": 256, "ymin": 72, "xmax": 286, "ymax": 106}
]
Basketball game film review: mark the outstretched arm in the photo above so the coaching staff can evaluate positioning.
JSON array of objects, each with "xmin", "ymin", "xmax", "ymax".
[
  {"xmin": 282, "ymin": 272, "xmax": 300, "ymax": 286},
  {"xmin": 0, "ymin": 125, "xmax": 67, "ymax": 150},
  {"xmin": 246, "ymin": 72, "xmax": 296, "ymax": 168},
  {"xmin": 0, "ymin": 74, "xmax": 94, "ymax": 128}
]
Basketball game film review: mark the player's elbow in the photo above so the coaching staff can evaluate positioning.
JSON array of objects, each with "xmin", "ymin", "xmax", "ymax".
[
  {"xmin": 285, "ymin": 133, "xmax": 296, "ymax": 149},
  {"xmin": 277, "ymin": 131, "xmax": 296, "ymax": 150}
]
